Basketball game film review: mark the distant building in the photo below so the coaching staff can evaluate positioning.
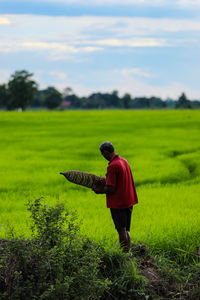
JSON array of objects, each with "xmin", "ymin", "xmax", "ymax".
[{"xmin": 61, "ymin": 101, "xmax": 72, "ymax": 108}]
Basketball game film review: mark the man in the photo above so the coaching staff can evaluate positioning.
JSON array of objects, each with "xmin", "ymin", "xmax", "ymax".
[{"xmin": 92, "ymin": 141, "xmax": 138, "ymax": 253}]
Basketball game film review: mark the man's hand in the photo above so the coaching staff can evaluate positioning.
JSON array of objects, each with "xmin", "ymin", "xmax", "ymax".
[
  {"xmin": 92, "ymin": 186, "xmax": 104, "ymax": 194},
  {"xmin": 92, "ymin": 184, "xmax": 116, "ymax": 195}
]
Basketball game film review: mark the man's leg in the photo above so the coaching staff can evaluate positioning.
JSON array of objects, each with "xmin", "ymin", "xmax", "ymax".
[
  {"xmin": 126, "ymin": 207, "xmax": 132, "ymax": 251},
  {"xmin": 110, "ymin": 207, "xmax": 132, "ymax": 253},
  {"xmin": 126, "ymin": 231, "xmax": 131, "ymax": 249},
  {"xmin": 118, "ymin": 227, "xmax": 130, "ymax": 253}
]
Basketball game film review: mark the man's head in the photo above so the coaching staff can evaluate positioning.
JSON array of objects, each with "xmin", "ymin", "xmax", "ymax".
[{"xmin": 99, "ymin": 141, "xmax": 115, "ymax": 161}]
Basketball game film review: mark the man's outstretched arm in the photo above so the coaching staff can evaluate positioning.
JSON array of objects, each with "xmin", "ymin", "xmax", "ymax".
[{"xmin": 92, "ymin": 185, "xmax": 116, "ymax": 194}]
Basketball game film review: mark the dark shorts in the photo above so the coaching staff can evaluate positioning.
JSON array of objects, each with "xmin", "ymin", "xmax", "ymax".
[{"xmin": 110, "ymin": 206, "xmax": 133, "ymax": 232}]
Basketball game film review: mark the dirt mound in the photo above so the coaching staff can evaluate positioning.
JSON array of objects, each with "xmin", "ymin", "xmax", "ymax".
[{"xmin": 131, "ymin": 244, "xmax": 199, "ymax": 299}]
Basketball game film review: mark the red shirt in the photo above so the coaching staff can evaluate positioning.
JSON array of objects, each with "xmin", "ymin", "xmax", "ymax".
[{"xmin": 106, "ymin": 154, "xmax": 138, "ymax": 209}]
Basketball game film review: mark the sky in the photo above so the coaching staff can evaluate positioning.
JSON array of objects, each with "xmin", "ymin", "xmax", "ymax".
[{"xmin": 0, "ymin": 0, "xmax": 200, "ymax": 99}]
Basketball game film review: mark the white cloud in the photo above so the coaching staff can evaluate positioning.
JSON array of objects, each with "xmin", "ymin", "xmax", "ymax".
[
  {"xmin": 49, "ymin": 71, "xmax": 68, "ymax": 81},
  {"xmin": 0, "ymin": 41, "xmax": 102, "ymax": 61},
  {"xmin": 1, "ymin": 15, "xmax": 200, "ymax": 44},
  {"xmin": 92, "ymin": 38, "xmax": 169, "ymax": 47},
  {"xmin": 121, "ymin": 68, "xmax": 155, "ymax": 78},
  {"xmin": 22, "ymin": 42, "xmax": 77, "ymax": 52},
  {"xmin": 47, "ymin": 53, "xmax": 88, "ymax": 62},
  {"xmin": 108, "ymin": 18, "xmax": 200, "ymax": 37},
  {"xmin": 22, "ymin": 42, "xmax": 78, "ymax": 53},
  {"xmin": 22, "ymin": 42, "xmax": 102, "ymax": 53},
  {"xmin": 1, "ymin": 15, "xmax": 200, "ymax": 59},
  {"xmin": 0, "ymin": 17, "xmax": 11, "ymax": 24},
  {"xmin": 81, "ymin": 46, "xmax": 103, "ymax": 52}
]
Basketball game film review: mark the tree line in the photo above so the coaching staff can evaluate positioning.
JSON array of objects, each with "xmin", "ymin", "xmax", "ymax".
[{"xmin": 0, "ymin": 70, "xmax": 200, "ymax": 110}]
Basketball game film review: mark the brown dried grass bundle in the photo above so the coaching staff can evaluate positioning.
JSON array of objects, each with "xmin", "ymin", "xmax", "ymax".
[{"xmin": 60, "ymin": 170, "xmax": 106, "ymax": 189}]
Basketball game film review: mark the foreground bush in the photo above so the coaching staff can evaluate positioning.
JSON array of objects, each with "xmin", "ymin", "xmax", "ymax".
[{"xmin": 0, "ymin": 199, "xmax": 145, "ymax": 300}]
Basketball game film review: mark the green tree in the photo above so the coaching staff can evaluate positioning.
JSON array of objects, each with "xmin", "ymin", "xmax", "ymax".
[
  {"xmin": 110, "ymin": 90, "xmax": 121, "ymax": 107},
  {"xmin": 7, "ymin": 70, "xmax": 38, "ymax": 110},
  {"xmin": 122, "ymin": 93, "xmax": 132, "ymax": 108},
  {"xmin": 32, "ymin": 90, "xmax": 45, "ymax": 108},
  {"xmin": 131, "ymin": 97, "xmax": 149, "ymax": 108},
  {"xmin": 165, "ymin": 98, "xmax": 177, "ymax": 108},
  {"xmin": 190, "ymin": 100, "xmax": 200, "ymax": 109},
  {"xmin": 43, "ymin": 87, "xmax": 63, "ymax": 109},
  {"xmin": 63, "ymin": 86, "xmax": 73, "ymax": 97},
  {"xmin": 0, "ymin": 84, "xmax": 8, "ymax": 109},
  {"xmin": 176, "ymin": 92, "xmax": 192, "ymax": 109},
  {"xmin": 149, "ymin": 97, "xmax": 166, "ymax": 108}
]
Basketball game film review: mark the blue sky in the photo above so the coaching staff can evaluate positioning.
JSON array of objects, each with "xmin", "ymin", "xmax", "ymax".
[{"xmin": 0, "ymin": 0, "xmax": 200, "ymax": 99}]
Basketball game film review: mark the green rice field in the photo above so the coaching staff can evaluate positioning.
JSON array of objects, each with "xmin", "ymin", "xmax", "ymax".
[{"xmin": 0, "ymin": 110, "xmax": 200, "ymax": 261}]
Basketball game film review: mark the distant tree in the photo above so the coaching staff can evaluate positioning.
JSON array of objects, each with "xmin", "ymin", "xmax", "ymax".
[
  {"xmin": 64, "ymin": 93, "xmax": 81, "ymax": 108},
  {"xmin": 165, "ymin": 98, "xmax": 177, "ymax": 108},
  {"xmin": 32, "ymin": 90, "xmax": 45, "ymax": 108},
  {"xmin": 80, "ymin": 97, "xmax": 89, "ymax": 108},
  {"xmin": 43, "ymin": 87, "xmax": 63, "ymax": 109},
  {"xmin": 88, "ymin": 93, "xmax": 107, "ymax": 109},
  {"xmin": 122, "ymin": 93, "xmax": 131, "ymax": 108},
  {"xmin": 89, "ymin": 93, "xmax": 109, "ymax": 108},
  {"xmin": 110, "ymin": 90, "xmax": 121, "ymax": 107},
  {"xmin": 63, "ymin": 87, "xmax": 73, "ymax": 97},
  {"xmin": 149, "ymin": 97, "xmax": 166, "ymax": 108},
  {"xmin": 131, "ymin": 96, "xmax": 165, "ymax": 109},
  {"xmin": 131, "ymin": 97, "xmax": 150, "ymax": 108},
  {"xmin": 176, "ymin": 93, "xmax": 192, "ymax": 109},
  {"xmin": 190, "ymin": 100, "xmax": 200, "ymax": 109},
  {"xmin": 7, "ymin": 70, "xmax": 38, "ymax": 110},
  {"xmin": 0, "ymin": 84, "xmax": 8, "ymax": 109}
]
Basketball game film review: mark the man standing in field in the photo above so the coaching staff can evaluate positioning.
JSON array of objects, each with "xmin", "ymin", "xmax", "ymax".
[{"xmin": 92, "ymin": 141, "xmax": 138, "ymax": 253}]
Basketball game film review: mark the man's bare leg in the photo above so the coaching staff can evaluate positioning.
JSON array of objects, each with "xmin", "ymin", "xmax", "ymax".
[
  {"xmin": 126, "ymin": 231, "xmax": 131, "ymax": 249},
  {"xmin": 118, "ymin": 228, "xmax": 130, "ymax": 253}
]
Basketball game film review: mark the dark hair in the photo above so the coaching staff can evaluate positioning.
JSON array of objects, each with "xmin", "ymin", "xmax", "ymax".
[{"xmin": 99, "ymin": 141, "xmax": 115, "ymax": 153}]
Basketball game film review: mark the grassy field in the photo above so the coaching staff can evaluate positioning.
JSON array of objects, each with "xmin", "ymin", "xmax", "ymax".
[{"xmin": 0, "ymin": 110, "xmax": 200, "ymax": 262}]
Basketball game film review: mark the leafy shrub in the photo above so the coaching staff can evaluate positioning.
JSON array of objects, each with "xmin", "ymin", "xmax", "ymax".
[{"xmin": 0, "ymin": 199, "xmax": 145, "ymax": 299}]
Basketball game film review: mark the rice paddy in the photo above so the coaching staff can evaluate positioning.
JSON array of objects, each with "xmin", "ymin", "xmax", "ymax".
[{"xmin": 0, "ymin": 110, "xmax": 200, "ymax": 261}]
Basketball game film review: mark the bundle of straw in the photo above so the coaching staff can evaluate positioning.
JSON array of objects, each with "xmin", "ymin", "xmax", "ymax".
[{"xmin": 60, "ymin": 170, "xmax": 106, "ymax": 189}]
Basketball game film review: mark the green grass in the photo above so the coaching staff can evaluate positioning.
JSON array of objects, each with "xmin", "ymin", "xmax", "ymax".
[{"xmin": 0, "ymin": 110, "xmax": 200, "ymax": 262}]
